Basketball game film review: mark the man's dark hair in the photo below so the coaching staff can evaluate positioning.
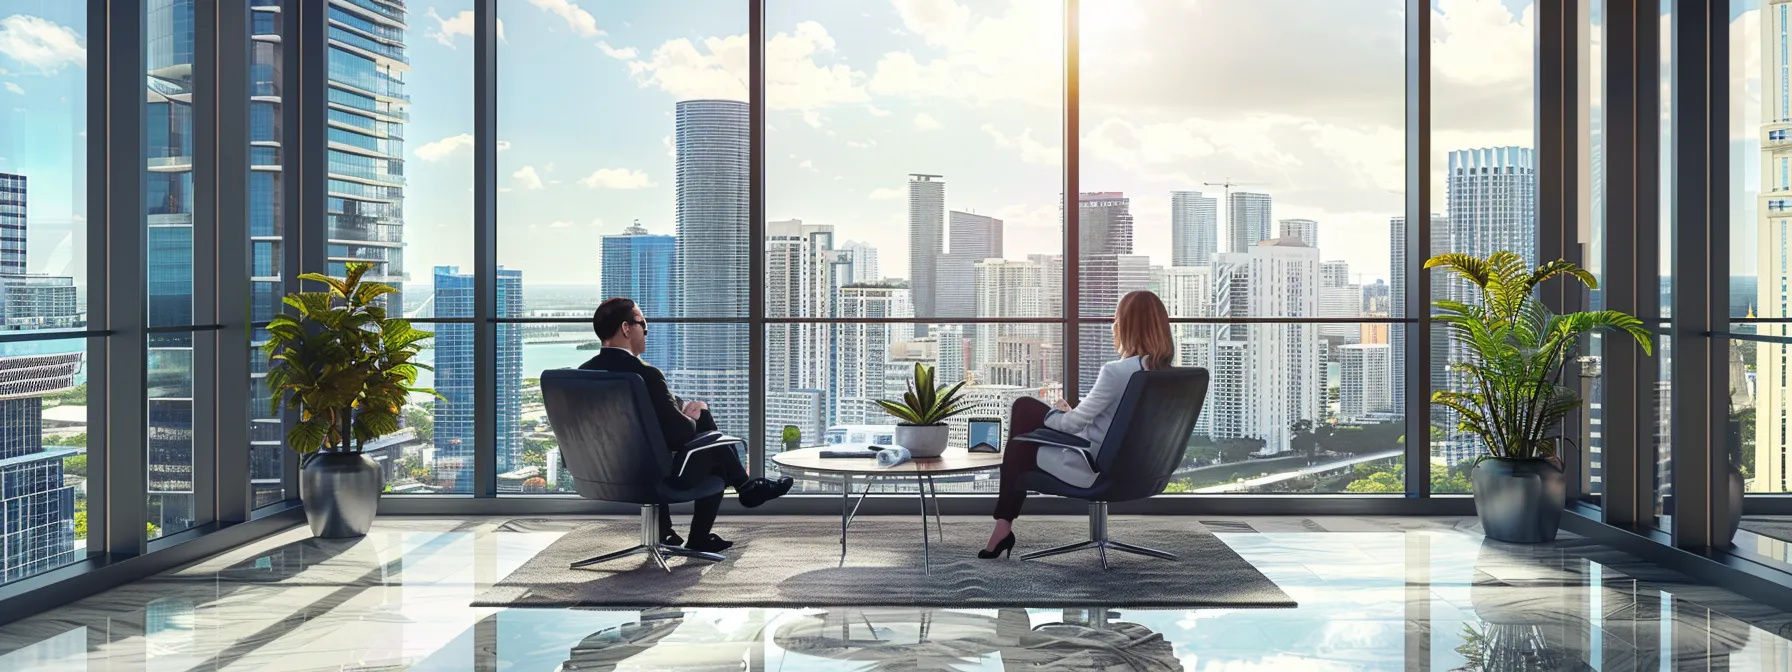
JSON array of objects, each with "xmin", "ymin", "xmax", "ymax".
[{"xmin": 593, "ymin": 298, "xmax": 637, "ymax": 340}]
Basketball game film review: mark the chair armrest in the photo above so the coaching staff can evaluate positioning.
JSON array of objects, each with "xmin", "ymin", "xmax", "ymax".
[
  {"xmin": 674, "ymin": 433, "xmax": 746, "ymax": 477},
  {"xmin": 1013, "ymin": 429, "xmax": 1097, "ymax": 471}
]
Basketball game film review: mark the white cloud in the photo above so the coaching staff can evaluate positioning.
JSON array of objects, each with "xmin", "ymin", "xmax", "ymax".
[
  {"xmin": 425, "ymin": 9, "xmax": 504, "ymax": 48},
  {"xmin": 868, "ymin": 187, "xmax": 902, "ymax": 200},
  {"xmin": 913, "ymin": 112, "xmax": 942, "ymax": 131},
  {"xmin": 867, "ymin": 104, "xmax": 891, "ymax": 117},
  {"xmin": 579, "ymin": 168, "xmax": 655, "ymax": 189},
  {"xmin": 527, "ymin": 0, "xmax": 603, "ymax": 38},
  {"xmin": 598, "ymin": 41, "xmax": 637, "ymax": 60},
  {"xmin": 513, "ymin": 165, "xmax": 545, "ymax": 190},
  {"xmin": 799, "ymin": 159, "xmax": 815, "ymax": 170},
  {"xmin": 621, "ymin": 22, "xmax": 868, "ymax": 110},
  {"xmin": 0, "ymin": 15, "xmax": 85, "ymax": 72},
  {"xmin": 415, "ymin": 133, "xmax": 473, "ymax": 161},
  {"xmin": 414, "ymin": 134, "xmax": 511, "ymax": 161},
  {"xmin": 589, "ymin": 218, "xmax": 606, "ymax": 229},
  {"xmin": 2, "ymin": 82, "xmax": 21, "ymax": 95},
  {"xmin": 548, "ymin": 220, "xmax": 574, "ymax": 229},
  {"xmin": 846, "ymin": 138, "xmax": 878, "ymax": 148},
  {"xmin": 802, "ymin": 110, "xmax": 823, "ymax": 127},
  {"xmin": 870, "ymin": 1, "xmax": 1061, "ymax": 107},
  {"xmin": 979, "ymin": 125, "xmax": 1060, "ymax": 166}
]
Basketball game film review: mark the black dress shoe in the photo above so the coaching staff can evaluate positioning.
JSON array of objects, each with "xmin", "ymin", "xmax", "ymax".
[
  {"xmin": 661, "ymin": 531, "xmax": 685, "ymax": 547},
  {"xmin": 738, "ymin": 476, "xmax": 795, "ymax": 508},
  {"xmin": 685, "ymin": 533, "xmax": 734, "ymax": 553}
]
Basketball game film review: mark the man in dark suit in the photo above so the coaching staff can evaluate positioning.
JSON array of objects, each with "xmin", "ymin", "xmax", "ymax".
[{"xmin": 579, "ymin": 298, "xmax": 792, "ymax": 553}]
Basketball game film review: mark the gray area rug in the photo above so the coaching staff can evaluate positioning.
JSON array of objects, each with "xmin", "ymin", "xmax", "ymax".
[
  {"xmin": 1740, "ymin": 516, "xmax": 1792, "ymax": 542},
  {"xmin": 474, "ymin": 516, "xmax": 1295, "ymax": 609}
]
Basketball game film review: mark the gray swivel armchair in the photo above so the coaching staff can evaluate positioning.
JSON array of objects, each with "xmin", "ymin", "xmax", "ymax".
[
  {"xmin": 541, "ymin": 368, "xmax": 743, "ymax": 572},
  {"xmin": 1012, "ymin": 368, "xmax": 1210, "ymax": 569}
]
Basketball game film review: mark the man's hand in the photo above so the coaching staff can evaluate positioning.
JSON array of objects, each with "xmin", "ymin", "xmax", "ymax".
[
  {"xmin": 1052, "ymin": 397, "xmax": 1072, "ymax": 412},
  {"xmin": 681, "ymin": 400, "xmax": 708, "ymax": 420}
]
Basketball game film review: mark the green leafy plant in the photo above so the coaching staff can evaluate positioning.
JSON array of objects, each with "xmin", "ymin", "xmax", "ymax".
[
  {"xmin": 1426, "ymin": 251, "xmax": 1652, "ymax": 461},
  {"xmin": 264, "ymin": 262, "xmax": 438, "ymax": 454},
  {"xmin": 875, "ymin": 363, "xmax": 969, "ymax": 426},
  {"xmin": 781, "ymin": 425, "xmax": 801, "ymax": 445}
]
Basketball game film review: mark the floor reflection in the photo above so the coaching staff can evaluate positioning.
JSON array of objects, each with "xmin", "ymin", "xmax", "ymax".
[{"xmin": 1, "ymin": 516, "xmax": 1790, "ymax": 670}]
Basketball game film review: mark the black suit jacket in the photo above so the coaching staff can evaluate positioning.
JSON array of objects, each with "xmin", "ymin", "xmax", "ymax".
[{"xmin": 579, "ymin": 348, "xmax": 706, "ymax": 450}]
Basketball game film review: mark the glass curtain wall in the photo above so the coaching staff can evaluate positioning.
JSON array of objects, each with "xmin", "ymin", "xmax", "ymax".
[{"xmin": 0, "ymin": 0, "xmax": 91, "ymax": 584}]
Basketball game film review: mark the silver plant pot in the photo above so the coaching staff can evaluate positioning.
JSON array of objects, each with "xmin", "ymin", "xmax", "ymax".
[
  {"xmin": 1471, "ymin": 457, "xmax": 1566, "ymax": 543},
  {"xmin": 300, "ymin": 452, "xmax": 382, "ymax": 538},
  {"xmin": 895, "ymin": 423, "xmax": 950, "ymax": 458}
]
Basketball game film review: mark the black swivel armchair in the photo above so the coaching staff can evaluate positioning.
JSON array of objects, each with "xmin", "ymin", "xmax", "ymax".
[
  {"xmin": 1014, "ymin": 368, "xmax": 1210, "ymax": 569},
  {"xmin": 541, "ymin": 369, "xmax": 743, "ymax": 572}
]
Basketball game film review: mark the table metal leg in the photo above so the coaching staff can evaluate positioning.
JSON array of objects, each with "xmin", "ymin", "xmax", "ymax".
[
  {"xmin": 839, "ymin": 473, "xmax": 850, "ymax": 566},
  {"xmin": 926, "ymin": 475, "xmax": 943, "ymax": 543},
  {"xmin": 919, "ymin": 482, "xmax": 931, "ymax": 567}
]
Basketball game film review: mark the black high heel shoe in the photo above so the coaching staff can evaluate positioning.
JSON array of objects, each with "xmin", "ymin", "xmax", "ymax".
[{"xmin": 978, "ymin": 532, "xmax": 1016, "ymax": 559}]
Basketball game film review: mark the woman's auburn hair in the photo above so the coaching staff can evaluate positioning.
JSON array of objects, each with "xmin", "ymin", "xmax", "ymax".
[{"xmin": 1114, "ymin": 290, "xmax": 1175, "ymax": 370}]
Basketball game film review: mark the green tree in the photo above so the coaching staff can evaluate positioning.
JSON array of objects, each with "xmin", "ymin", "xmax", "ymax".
[
  {"xmin": 1344, "ymin": 461, "xmax": 1472, "ymax": 493},
  {"xmin": 1218, "ymin": 438, "xmax": 1264, "ymax": 464},
  {"xmin": 45, "ymin": 432, "xmax": 87, "ymax": 447},
  {"xmin": 45, "ymin": 383, "xmax": 87, "ymax": 407},
  {"xmin": 62, "ymin": 454, "xmax": 86, "ymax": 478},
  {"xmin": 1289, "ymin": 420, "xmax": 1321, "ymax": 464},
  {"xmin": 404, "ymin": 404, "xmax": 434, "ymax": 445}
]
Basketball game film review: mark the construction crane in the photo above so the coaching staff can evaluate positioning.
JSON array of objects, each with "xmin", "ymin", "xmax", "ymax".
[{"xmin": 1203, "ymin": 178, "xmax": 1270, "ymax": 250}]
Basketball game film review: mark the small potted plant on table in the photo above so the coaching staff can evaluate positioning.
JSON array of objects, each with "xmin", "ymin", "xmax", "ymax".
[
  {"xmin": 265, "ymin": 262, "xmax": 437, "ymax": 538},
  {"xmin": 876, "ymin": 363, "xmax": 968, "ymax": 459},
  {"xmin": 1427, "ymin": 251, "xmax": 1652, "ymax": 543}
]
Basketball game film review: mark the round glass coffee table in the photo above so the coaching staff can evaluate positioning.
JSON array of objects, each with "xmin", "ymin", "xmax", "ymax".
[{"xmin": 772, "ymin": 447, "xmax": 1003, "ymax": 567}]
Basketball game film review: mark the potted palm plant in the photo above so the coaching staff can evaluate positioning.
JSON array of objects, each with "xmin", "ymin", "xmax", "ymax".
[
  {"xmin": 265, "ymin": 262, "xmax": 437, "ymax": 538},
  {"xmin": 876, "ymin": 363, "xmax": 969, "ymax": 458},
  {"xmin": 1427, "ymin": 251, "xmax": 1652, "ymax": 543}
]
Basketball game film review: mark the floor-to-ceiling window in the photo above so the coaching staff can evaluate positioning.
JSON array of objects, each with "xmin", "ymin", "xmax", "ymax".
[
  {"xmin": 0, "ymin": 0, "xmax": 90, "ymax": 583},
  {"xmin": 760, "ymin": 0, "xmax": 1065, "ymax": 492}
]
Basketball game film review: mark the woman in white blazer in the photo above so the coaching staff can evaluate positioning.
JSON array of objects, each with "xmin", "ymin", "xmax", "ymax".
[{"xmin": 980, "ymin": 291, "xmax": 1176, "ymax": 559}]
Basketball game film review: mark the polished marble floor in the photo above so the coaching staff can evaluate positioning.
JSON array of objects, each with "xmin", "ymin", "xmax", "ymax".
[{"xmin": 3, "ymin": 515, "xmax": 1792, "ymax": 670}]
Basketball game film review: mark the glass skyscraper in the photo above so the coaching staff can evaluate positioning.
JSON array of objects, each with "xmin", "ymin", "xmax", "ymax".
[
  {"xmin": 601, "ymin": 221, "xmax": 677, "ymax": 369},
  {"xmin": 672, "ymin": 100, "xmax": 750, "ymax": 438},
  {"xmin": 433, "ymin": 266, "xmax": 523, "ymax": 491}
]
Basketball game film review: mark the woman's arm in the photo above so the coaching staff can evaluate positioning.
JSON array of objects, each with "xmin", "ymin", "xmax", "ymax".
[{"xmin": 1045, "ymin": 359, "xmax": 1127, "ymax": 434}]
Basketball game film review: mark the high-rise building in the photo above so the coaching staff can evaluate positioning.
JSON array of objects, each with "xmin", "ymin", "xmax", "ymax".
[
  {"xmin": 239, "ymin": 0, "xmax": 411, "ymax": 507},
  {"xmin": 0, "ymin": 174, "xmax": 84, "ymax": 583},
  {"xmin": 674, "ymin": 99, "xmax": 750, "ymax": 438},
  {"xmin": 974, "ymin": 256, "xmax": 1062, "ymax": 387},
  {"xmin": 601, "ymin": 221, "xmax": 677, "ymax": 368},
  {"xmin": 1171, "ymin": 191, "xmax": 1219, "ymax": 267},
  {"xmin": 1758, "ymin": 2, "xmax": 1792, "ymax": 491},
  {"xmin": 0, "ymin": 173, "xmax": 26, "ymax": 276},
  {"xmin": 936, "ymin": 211, "xmax": 1003, "ymax": 320},
  {"xmin": 1389, "ymin": 214, "xmax": 1449, "ymax": 415},
  {"xmin": 1318, "ymin": 260, "xmax": 1361, "ymax": 344},
  {"xmin": 765, "ymin": 220, "xmax": 839, "ymax": 414},
  {"xmin": 1077, "ymin": 192, "xmax": 1147, "ymax": 395},
  {"xmin": 840, "ymin": 240, "xmax": 881, "ymax": 284},
  {"xmin": 1338, "ymin": 344, "xmax": 1393, "ymax": 420},
  {"xmin": 1439, "ymin": 147, "xmax": 1536, "ymax": 465},
  {"xmin": 1226, "ymin": 192, "xmax": 1273, "ymax": 253},
  {"xmin": 835, "ymin": 285, "xmax": 913, "ymax": 424},
  {"xmin": 433, "ymin": 266, "xmax": 524, "ymax": 491},
  {"xmin": 1210, "ymin": 238, "xmax": 1322, "ymax": 453},
  {"xmin": 908, "ymin": 174, "xmax": 945, "ymax": 336},
  {"xmin": 1279, "ymin": 219, "xmax": 1319, "ymax": 249}
]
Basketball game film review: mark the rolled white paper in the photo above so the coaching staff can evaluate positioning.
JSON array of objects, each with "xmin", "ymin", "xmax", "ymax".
[{"xmin": 876, "ymin": 445, "xmax": 912, "ymax": 468}]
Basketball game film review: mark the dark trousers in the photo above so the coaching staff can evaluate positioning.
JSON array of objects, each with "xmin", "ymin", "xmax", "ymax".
[
  {"xmin": 994, "ymin": 396, "xmax": 1054, "ymax": 521},
  {"xmin": 657, "ymin": 410, "xmax": 747, "ymax": 541}
]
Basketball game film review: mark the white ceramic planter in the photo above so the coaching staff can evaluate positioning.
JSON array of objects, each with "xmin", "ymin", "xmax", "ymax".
[{"xmin": 895, "ymin": 423, "xmax": 950, "ymax": 458}]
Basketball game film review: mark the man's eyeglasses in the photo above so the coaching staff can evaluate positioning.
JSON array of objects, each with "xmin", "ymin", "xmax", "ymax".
[{"xmin": 626, "ymin": 319, "xmax": 649, "ymax": 334}]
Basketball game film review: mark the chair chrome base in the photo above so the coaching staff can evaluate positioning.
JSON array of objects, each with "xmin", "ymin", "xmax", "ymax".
[
  {"xmin": 1019, "ymin": 502, "xmax": 1177, "ymax": 570},
  {"xmin": 568, "ymin": 504, "xmax": 726, "ymax": 573}
]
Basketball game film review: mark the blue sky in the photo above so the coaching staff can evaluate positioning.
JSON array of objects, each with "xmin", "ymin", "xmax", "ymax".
[
  {"xmin": 9, "ymin": 0, "xmax": 1755, "ymax": 295},
  {"xmin": 0, "ymin": 2, "xmax": 86, "ymax": 283}
]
